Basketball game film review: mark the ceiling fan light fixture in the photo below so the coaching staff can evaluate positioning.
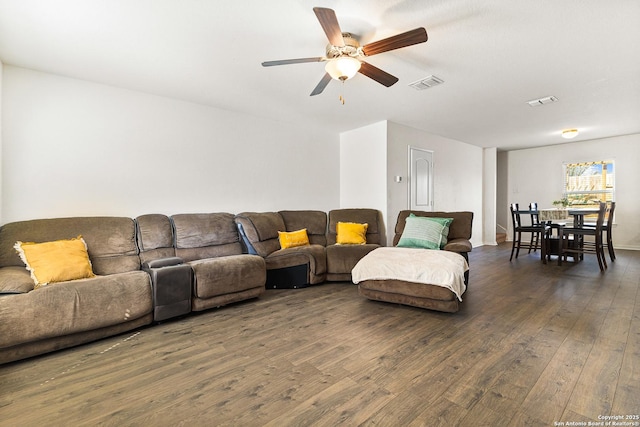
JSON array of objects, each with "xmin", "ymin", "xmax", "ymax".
[
  {"xmin": 562, "ymin": 129, "xmax": 579, "ymax": 139},
  {"xmin": 325, "ymin": 56, "xmax": 361, "ymax": 81}
]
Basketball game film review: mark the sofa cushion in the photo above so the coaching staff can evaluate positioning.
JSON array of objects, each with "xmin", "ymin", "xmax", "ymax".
[
  {"xmin": 0, "ymin": 217, "xmax": 140, "ymax": 275},
  {"xmin": 189, "ymin": 254, "xmax": 266, "ymax": 299},
  {"xmin": 0, "ymin": 271, "xmax": 152, "ymax": 348},
  {"xmin": 172, "ymin": 213, "xmax": 242, "ymax": 261},
  {"xmin": 278, "ymin": 229, "xmax": 310, "ymax": 249},
  {"xmin": 0, "ymin": 266, "xmax": 35, "ymax": 294},
  {"xmin": 14, "ymin": 237, "xmax": 95, "ymax": 288},
  {"xmin": 136, "ymin": 214, "xmax": 176, "ymax": 264},
  {"xmin": 136, "ymin": 214, "xmax": 173, "ymax": 251},
  {"xmin": 326, "ymin": 244, "xmax": 379, "ymax": 275},
  {"xmin": 279, "ymin": 210, "xmax": 328, "ymax": 246},
  {"xmin": 235, "ymin": 212, "xmax": 285, "ymax": 257},
  {"xmin": 336, "ymin": 222, "xmax": 368, "ymax": 245},
  {"xmin": 393, "ymin": 211, "xmax": 474, "ymax": 248},
  {"xmin": 327, "ymin": 209, "xmax": 383, "ymax": 245},
  {"xmin": 397, "ymin": 215, "xmax": 453, "ymax": 250}
]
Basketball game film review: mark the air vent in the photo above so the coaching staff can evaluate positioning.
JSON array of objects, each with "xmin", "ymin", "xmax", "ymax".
[
  {"xmin": 526, "ymin": 96, "xmax": 558, "ymax": 107},
  {"xmin": 409, "ymin": 75, "xmax": 444, "ymax": 90}
]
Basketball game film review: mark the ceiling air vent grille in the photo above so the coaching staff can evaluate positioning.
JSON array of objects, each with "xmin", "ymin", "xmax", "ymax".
[
  {"xmin": 526, "ymin": 96, "xmax": 558, "ymax": 107},
  {"xmin": 409, "ymin": 75, "xmax": 444, "ymax": 90}
]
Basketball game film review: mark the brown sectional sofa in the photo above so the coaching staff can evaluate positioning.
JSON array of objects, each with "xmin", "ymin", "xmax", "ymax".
[{"xmin": 0, "ymin": 208, "xmax": 473, "ymax": 364}]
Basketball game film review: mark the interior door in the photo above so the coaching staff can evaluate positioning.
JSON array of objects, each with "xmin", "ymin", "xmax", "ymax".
[{"xmin": 409, "ymin": 147, "xmax": 434, "ymax": 211}]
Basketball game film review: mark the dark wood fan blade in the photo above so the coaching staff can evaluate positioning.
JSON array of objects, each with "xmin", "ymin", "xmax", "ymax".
[
  {"xmin": 362, "ymin": 28, "xmax": 428, "ymax": 56},
  {"xmin": 358, "ymin": 62, "xmax": 399, "ymax": 87},
  {"xmin": 262, "ymin": 57, "xmax": 324, "ymax": 67},
  {"xmin": 313, "ymin": 7, "xmax": 344, "ymax": 47},
  {"xmin": 310, "ymin": 73, "xmax": 333, "ymax": 96}
]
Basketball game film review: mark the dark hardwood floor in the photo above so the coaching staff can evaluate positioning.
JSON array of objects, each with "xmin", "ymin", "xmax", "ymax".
[{"xmin": 1, "ymin": 243, "xmax": 639, "ymax": 426}]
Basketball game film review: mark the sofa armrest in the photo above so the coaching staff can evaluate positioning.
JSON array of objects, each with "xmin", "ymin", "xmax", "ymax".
[
  {"xmin": 142, "ymin": 257, "xmax": 184, "ymax": 270},
  {"xmin": 443, "ymin": 238, "xmax": 472, "ymax": 254},
  {"xmin": 0, "ymin": 266, "xmax": 35, "ymax": 294},
  {"xmin": 141, "ymin": 257, "xmax": 192, "ymax": 322}
]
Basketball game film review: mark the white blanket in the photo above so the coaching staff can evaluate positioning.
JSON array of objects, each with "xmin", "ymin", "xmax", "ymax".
[{"xmin": 352, "ymin": 247, "xmax": 469, "ymax": 301}]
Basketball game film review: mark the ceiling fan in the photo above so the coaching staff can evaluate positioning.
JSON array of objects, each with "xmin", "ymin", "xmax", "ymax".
[{"xmin": 262, "ymin": 7, "xmax": 428, "ymax": 96}]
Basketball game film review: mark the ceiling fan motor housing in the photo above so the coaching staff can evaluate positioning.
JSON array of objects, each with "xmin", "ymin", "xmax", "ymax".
[{"xmin": 326, "ymin": 33, "xmax": 362, "ymax": 59}]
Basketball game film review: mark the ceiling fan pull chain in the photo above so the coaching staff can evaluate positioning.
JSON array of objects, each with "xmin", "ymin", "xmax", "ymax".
[{"xmin": 339, "ymin": 80, "xmax": 346, "ymax": 105}]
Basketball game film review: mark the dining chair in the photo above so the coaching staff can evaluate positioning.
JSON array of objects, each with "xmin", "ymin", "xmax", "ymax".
[
  {"xmin": 583, "ymin": 201, "xmax": 616, "ymax": 262},
  {"xmin": 509, "ymin": 203, "xmax": 546, "ymax": 261},
  {"xmin": 528, "ymin": 202, "xmax": 542, "ymax": 251},
  {"xmin": 560, "ymin": 202, "xmax": 607, "ymax": 272}
]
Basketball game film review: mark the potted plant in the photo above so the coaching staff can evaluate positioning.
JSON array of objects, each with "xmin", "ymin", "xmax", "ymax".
[{"xmin": 552, "ymin": 197, "xmax": 569, "ymax": 208}]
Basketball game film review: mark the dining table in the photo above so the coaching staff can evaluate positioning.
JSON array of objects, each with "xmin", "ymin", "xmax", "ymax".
[
  {"xmin": 538, "ymin": 207, "xmax": 600, "ymax": 226},
  {"xmin": 538, "ymin": 208, "xmax": 569, "ymax": 222},
  {"xmin": 538, "ymin": 207, "xmax": 601, "ymax": 264}
]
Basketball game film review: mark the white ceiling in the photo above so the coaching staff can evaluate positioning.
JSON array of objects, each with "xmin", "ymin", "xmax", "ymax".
[{"xmin": 0, "ymin": 0, "xmax": 639, "ymax": 151}]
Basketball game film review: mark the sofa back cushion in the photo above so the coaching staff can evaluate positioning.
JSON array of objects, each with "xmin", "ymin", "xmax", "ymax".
[
  {"xmin": 393, "ymin": 210, "xmax": 474, "ymax": 246},
  {"xmin": 0, "ymin": 217, "xmax": 140, "ymax": 275},
  {"xmin": 135, "ymin": 214, "xmax": 176, "ymax": 264},
  {"xmin": 171, "ymin": 213, "xmax": 242, "ymax": 262},
  {"xmin": 234, "ymin": 212, "xmax": 285, "ymax": 257},
  {"xmin": 279, "ymin": 210, "xmax": 328, "ymax": 246},
  {"xmin": 327, "ymin": 209, "xmax": 384, "ymax": 245}
]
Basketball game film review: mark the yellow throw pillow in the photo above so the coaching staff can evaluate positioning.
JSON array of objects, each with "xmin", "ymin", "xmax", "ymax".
[
  {"xmin": 278, "ymin": 228, "xmax": 310, "ymax": 249},
  {"xmin": 14, "ymin": 236, "xmax": 95, "ymax": 289},
  {"xmin": 336, "ymin": 222, "xmax": 368, "ymax": 245}
]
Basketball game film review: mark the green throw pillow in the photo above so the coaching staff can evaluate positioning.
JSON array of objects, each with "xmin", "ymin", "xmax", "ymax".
[{"xmin": 397, "ymin": 214, "xmax": 453, "ymax": 250}]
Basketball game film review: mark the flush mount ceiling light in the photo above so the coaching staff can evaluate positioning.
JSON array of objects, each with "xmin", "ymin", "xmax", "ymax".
[
  {"xmin": 562, "ymin": 129, "xmax": 579, "ymax": 139},
  {"xmin": 325, "ymin": 56, "xmax": 362, "ymax": 81}
]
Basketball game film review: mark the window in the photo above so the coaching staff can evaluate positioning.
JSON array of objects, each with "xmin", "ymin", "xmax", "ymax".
[{"xmin": 563, "ymin": 160, "xmax": 615, "ymax": 208}]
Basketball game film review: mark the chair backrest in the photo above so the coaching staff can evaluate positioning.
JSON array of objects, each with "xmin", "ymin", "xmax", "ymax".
[
  {"xmin": 510, "ymin": 203, "xmax": 522, "ymax": 229},
  {"xmin": 529, "ymin": 202, "xmax": 540, "ymax": 225},
  {"xmin": 606, "ymin": 201, "xmax": 615, "ymax": 229},
  {"xmin": 594, "ymin": 202, "xmax": 607, "ymax": 231}
]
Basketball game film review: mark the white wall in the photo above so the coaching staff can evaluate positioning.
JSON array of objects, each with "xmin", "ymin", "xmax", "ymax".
[
  {"xmin": 339, "ymin": 121, "xmax": 486, "ymax": 247},
  {"xmin": 483, "ymin": 147, "xmax": 497, "ymax": 245},
  {"xmin": 0, "ymin": 60, "xmax": 3, "ymax": 224},
  {"xmin": 1, "ymin": 66, "xmax": 340, "ymax": 222},
  {"xmin": 496, "ymin": 150, "xmax": 509, "ymax": 235},
  {"xmin": 339, "ymin": 121, "xmax": 388, "ymax": 212},
  {"xmin": 387, "ymin": 122, "xmax": 484, "ymax": 247},
  {"xmin": 340, "ymin": 121, "xmax": 389, "ymax": 245},
  {"xmin": 505, "ymin": 134, "xmax": 640, "ymax": 250}
]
